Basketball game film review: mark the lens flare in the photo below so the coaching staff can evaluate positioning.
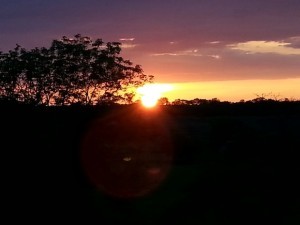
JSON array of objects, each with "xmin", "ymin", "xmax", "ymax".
[{"xmin": 80, "ymin": 108, "xmax": 173, "ymax": 198}]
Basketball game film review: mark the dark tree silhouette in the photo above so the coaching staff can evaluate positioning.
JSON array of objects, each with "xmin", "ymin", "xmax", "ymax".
[
  {"xmin": 172, "ymin": 99, "xmax": 191, "ymax": 105},
  {"xmin": 0, "ymin": 45, "xmax": 24, "ymax": 102},
  {"xmin": 157, "ymin": 97, "xmax": 170, "ymax": 105},
  {"xmin": 0, "ymin": 34, "xmax": 153, "ymax": 105}
]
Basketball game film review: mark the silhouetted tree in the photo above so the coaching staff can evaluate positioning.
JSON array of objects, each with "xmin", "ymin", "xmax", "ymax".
[
  {"xmin": 0, "ymin": 34, "xmax": 153, "ymax": 105},
  {"xmin": 0, "ymin": 45, "xmax": 23, "ymax": 101},
  {"xmin": 190, "ymin": 98, "xmax": 208, "ymax": 105},
  {"xmin": 172, "ymin": 99, "xmax": 191, "ymax": 105},
  {"xmin": 210, "ymin": 98, "xmax": 220, "ymax": 103},
  {"xmin": 170, "ymin": 97, "xmax": 226, "ymax": 106},
  {"xmin": 157, "ymin": 97, "xmax": 170, "ymax": 105},
  {"xmin": 123, "ymin": 92, "xmax": 135, "ymax": 104}
]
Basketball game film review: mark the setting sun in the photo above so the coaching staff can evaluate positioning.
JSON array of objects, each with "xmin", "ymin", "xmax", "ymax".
[{"xmin": 137, "ymin": 84, "xmax": 173, "ymax": 108}]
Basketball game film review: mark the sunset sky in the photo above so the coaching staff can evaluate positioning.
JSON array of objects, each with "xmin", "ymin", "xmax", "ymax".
[{"xmin": 1, "ymin": 0, "xmax": 300, "ymax": 101}]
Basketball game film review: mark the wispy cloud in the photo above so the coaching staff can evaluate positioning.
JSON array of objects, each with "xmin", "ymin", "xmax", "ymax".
[
  {"xmin": 151, "ymin": 49, "xmax": 222, "ymax": 59},
  {"xmin": 285, "ymin": 36, "xmax": 300, "ymax": 48},
  {"xmin": 152, "ymin": 49, "xmax": 202, "ymax": 57},
  {"xmin": 208, "ymin": 41, "xmax": 221, "ymax": 44},
  {"xmin": 152, "ymin": 53, "xmax": 180, "ymax": 56},
  {"xmin": 228, "ymin": 40, "xmax": 300, "ymax": 55},
  {"xmin": 209, "ymin": 55, "xmax": 221, "ymax": 59},
  {"xmin": 121, "ymin": 43, "xmax": 138, "ymax": 49},
  {"xmin": 119, "ymin": 38, "xmax": 135, "ymax": 41}
]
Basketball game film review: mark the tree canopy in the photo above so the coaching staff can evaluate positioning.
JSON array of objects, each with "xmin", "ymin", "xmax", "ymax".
[{"xmin": 0, "ymin": 34, "xmax": 153, "ymax": 105}]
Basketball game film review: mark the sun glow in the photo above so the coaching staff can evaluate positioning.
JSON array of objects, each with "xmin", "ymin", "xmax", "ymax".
[{"xmin": 137, "ymin": 84, "xmax": 173, "ymax": 108}]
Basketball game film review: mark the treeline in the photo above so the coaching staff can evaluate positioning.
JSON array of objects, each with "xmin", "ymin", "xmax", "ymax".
[
  {"xmin": 0, "ymin": 34, "xmax": 152, "ymax": 106},
  {"xmin": 157, "ymin": 95, "xmax": 300, "ymax": 106},
  {"xmin": 151, "ymin": 95, "xmax": 300, "ymax": 116}
]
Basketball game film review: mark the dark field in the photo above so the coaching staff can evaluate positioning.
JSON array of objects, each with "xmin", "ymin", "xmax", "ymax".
[{"xmin": 2, "ymin": 104, "xmax": 300, "ymax": 224}]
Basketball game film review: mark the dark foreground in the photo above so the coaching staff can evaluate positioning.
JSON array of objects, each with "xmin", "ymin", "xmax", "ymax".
[{"xmin": 2, "ymin": 104, "xmax": 300, "ymax": 224}]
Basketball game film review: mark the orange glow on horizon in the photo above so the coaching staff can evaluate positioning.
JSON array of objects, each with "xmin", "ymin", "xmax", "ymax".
[
  {"xmin": 137, "ymin": 84, "xmax": 173, "ymax": 108},
  {"xmin": 159, "ymin": 78, "xmax": 300, "ymax": 102}
]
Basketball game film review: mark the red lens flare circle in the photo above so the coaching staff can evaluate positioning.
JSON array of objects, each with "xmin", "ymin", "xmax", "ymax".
[{"xmin": 80, "ymin": 108, "xmax": 173, "ymax": 198}]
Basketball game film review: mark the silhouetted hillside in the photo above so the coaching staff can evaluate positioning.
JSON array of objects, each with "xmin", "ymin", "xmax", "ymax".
[{"xmin": 1, "ymin": 103, "xmax": 300, "ymax": 224}]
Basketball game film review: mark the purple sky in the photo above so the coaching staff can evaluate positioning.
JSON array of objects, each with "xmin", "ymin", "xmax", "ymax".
[{"xmin": 1, "ymin": 0, "xmax": 300, "ymax": 83}]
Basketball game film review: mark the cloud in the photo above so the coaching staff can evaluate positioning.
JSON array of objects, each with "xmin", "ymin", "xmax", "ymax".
[
  {"xmin": 121, "ymin": 43, "xmax": 138, "ymax": 49},
  {"xmin": 285, "ymin": 36, "xmax": 300, "ymax": 48},
  {"xmin": 208, "ymin": 41, "xmax": 221, "ymax": 44},
  {"xmin": 209, "ymin": 55, "xmax": 221, "ymax": 59},
  {"xmin": 152, "ymin": 49, "xmax": 203, "ymax": 57},
  {"xmin": 151, "ymin": 48, "xmax": 223, "ymax": 60},
  {"xmin": 119, "ymin": 38, "xmax": 135, "ymax": 41},
  {"xmin": 152, "ymin": 53, "xmax": 180, "ymax": 56},
  {"xmin": 228, "ymin": 40, "xmax": 300, "ymax": 55},
  {"xmin": 119, "ymin": 38, "xmax": 137, "ymax": 49}
]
